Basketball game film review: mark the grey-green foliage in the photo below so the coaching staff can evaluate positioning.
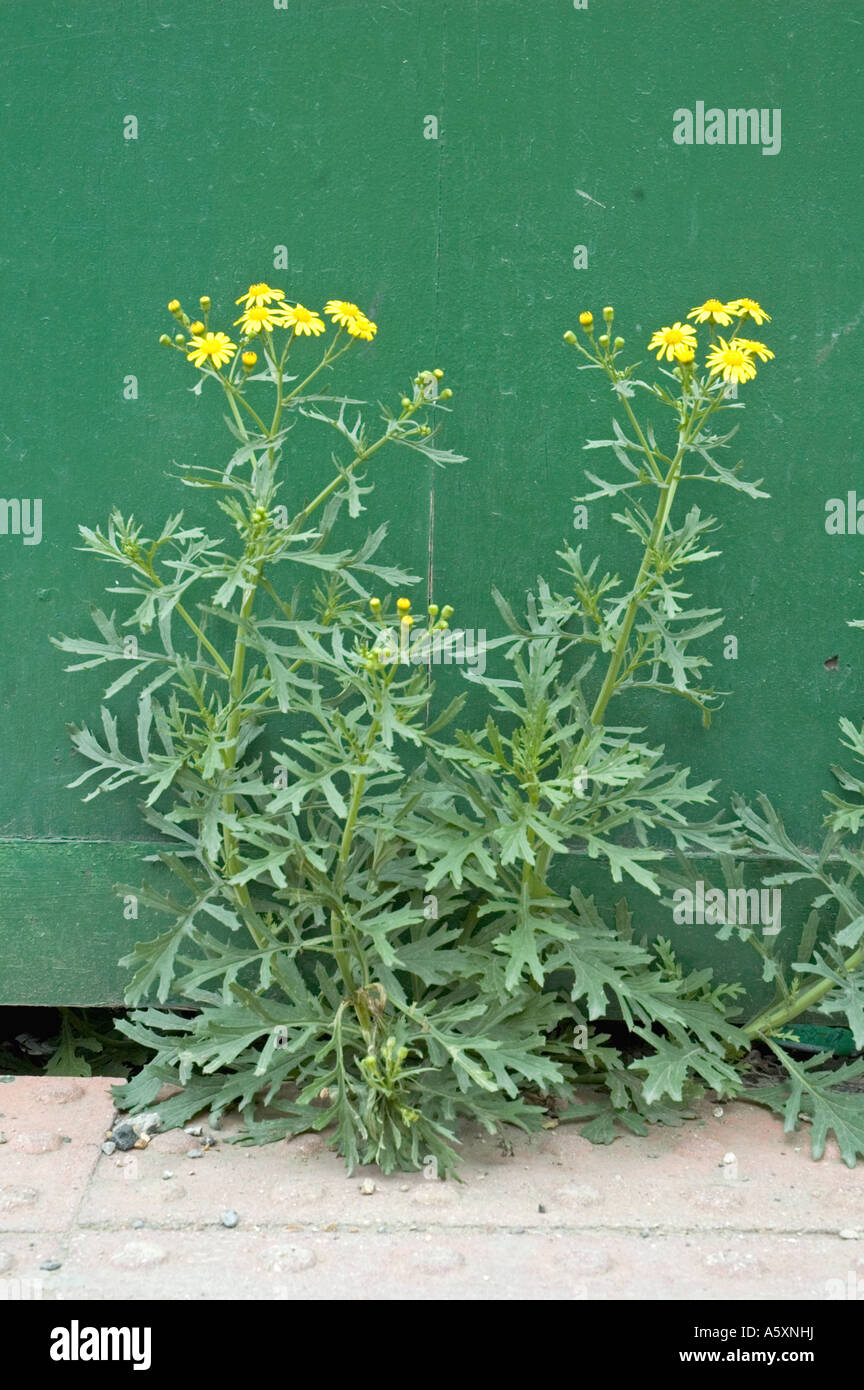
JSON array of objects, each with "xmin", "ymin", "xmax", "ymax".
[
  {"xmin": 55, "ymin": 299, "xmax": 575, "ymax": 1177},
  {"xmin": 56, "ymin": 292, "xmax": 864, "ymax": 1175}
]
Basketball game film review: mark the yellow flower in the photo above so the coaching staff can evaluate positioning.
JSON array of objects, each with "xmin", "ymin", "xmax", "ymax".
[
  {"xmin": 185, "ymin": 331, "xmax": 236, "ymax": 369},
  {"xmin": 241, "ymin": 351, "xmax": 257, "ymax": 369},
  {"xmin": 190, "ymin": 321, "xmax": 204, "ymax": 334},
  {"xmin": 280, "ymin": 303, "xmax": 326, "ymax": 337},
  {"xmin": 324, "ymin": 299, "xmax": 363, "ymax": 328},
  {"xmin": 732, "ymin": 337, "xmax": 774, "ymax": 362},
  {"xmin": 396, "ymin": 597, "xmax": 411, "ymax": 612},
  {"xmin": 234, "ymin": 305, "xmax": 281, "ymax": 336},
  {"xmin": 706, "ymin": 337, "xmax": 757, "ymax": 385},
  {"xmin": 347, "ymin": 314, "xmax": 377, "ymax": 341},
  {"xmin": 729, "ymin": 297, "xmax": 771, "ymax": 326},
  {"xmin": 647, "ymin": 322, "xmax": 697, "ymax": 361},
  {"xmin": 687, "ymin": 299, "xmax": 738, "ymax": 326},
  {"xmin": 167, "ymin": 299, "xmax": 181, "ymax": 313},
  {"xmin": 578, "ymin": 311, "xmax": 594, "ymax": 329},
  {"xmin": 235, "ymin": 282, "xmax": 286, "ymax": 309}
]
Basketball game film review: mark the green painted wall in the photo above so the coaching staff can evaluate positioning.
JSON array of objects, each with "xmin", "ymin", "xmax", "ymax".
[{"xmin": 1, "ymin": 0, "xmax": 862, "ymax": 1003}]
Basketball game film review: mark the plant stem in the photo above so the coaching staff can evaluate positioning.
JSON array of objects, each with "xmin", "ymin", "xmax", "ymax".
[{"xmin": 744, "ymin": 939, "xmax": 864, "ymax": 1040}]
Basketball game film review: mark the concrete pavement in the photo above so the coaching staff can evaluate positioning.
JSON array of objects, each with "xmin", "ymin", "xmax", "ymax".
[{"xmin": 0, "ymin": 1076, "xmax": 861, "ymax": 1300}]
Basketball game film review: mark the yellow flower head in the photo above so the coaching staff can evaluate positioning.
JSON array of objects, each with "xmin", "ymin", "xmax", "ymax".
[
  {"xmin": 647, "ymin": 322, "xmax": 697, "ymax": 362},
  {"xmin": 396, "ymin": 597, "xmax": 411, "ymax": 612},
  {"xmin": 236, "ymin": 283, "xmax": 286, "ymax": 309},
  {"xmin": 186, "ymin": 331, "xmax": 236, "ymax": 369},
  {"xmin": 578, "ymin": 311, "xmax": 594, "ymax": 329},
  {"xmin": 234, "ymin": 305, "xmax": 281, "ymax": 336},
  {"xmin": 347, "ymin": 314, "xmax": 377, "ymax": 341},
  {"xmin": 732, "ymin": 337, "xmax": 774, "ymax": 362},
  {"xmin": 167, "ymin": 299, "xmax": 181, "ymax": 313},
  {"xmin": 190, "ymin": 321, "xmax": 204, "ymax": 334},
  {"xmin": 241, "ymin": 351, "xmax": 258, "ymax": 369},
  {"xmin": 729, "ymin": 297, "xmax": 771, "ymax": 326},
  {"xmin": 280, "ymin": 303, "xmax": 326, "ymax": 337},
  {"xmin": 706, "ymin": 337, "xmax": 757, "ymax": 385},
  {"xmin": 324, "ymin": 299, "xmax": 363, "ymax": 328},
  {"xmin": 687, "ymin": 299, "xmax": 738, "ymax": 326}
]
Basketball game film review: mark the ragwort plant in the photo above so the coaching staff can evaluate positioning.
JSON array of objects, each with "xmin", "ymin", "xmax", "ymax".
[
  {"xmin": 396, "ymin": 299, "xmax": 782, "ymax": 1145},
  {"xmin": 59, "ymin": 286, "xmax": 864, "ymax": 1172},
  {"xmin": 401, "ymin": 296, "xmax": 864, "ymax": 1165},
  {"xmin": 56, "ymin": 285, "xmax": 568, "ymax": 1177}
]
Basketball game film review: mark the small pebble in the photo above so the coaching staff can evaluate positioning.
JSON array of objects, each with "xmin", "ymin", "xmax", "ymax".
[
  {"xmin": 185, "ymin": 1126, "xmax": 203, "ymax": 1137},
  {"xmin": 40, "ymin": 1260, "xmax": 62, "ymax": 1271},
  {"xmin": 101, "ymin": 1140, "xmax": 116, "ymax": 1156},
  {"xmin": 132, "ymin": 1219, "xmax": 145, "ymax": 1229},
  {"xmin": 110, "ymin": 1123, "xmax": 138, "ymax": 1152},
  {"xmin": 162, "ymin": 1170, "xmax": 174, "ymax": 1181},
  {"xmin": 130, "ymin": 1112, "xmax": 161, "ymax": 1138},
  {"xmin": 186, "ymin": 1148, "xmax": 204, "ymax": 1160},
  {"xmin": 0, "ymin": 1133, "xmax": 7, "ymax": 1144},
  {"xmin": 722, "ymin": 1152, "xmax": 736, "ymax": 1166},
  {"xmin": 839, "ymin": 1228, "xmax": 861, "ymax": 1240},
  {"xmin": 538, "ymin": 1204, "xmax": 547, "ymax": 1214},
  {"xmin": 713, "ymin": 1107, "xmax": 724, "ymax": 1118},
  {"xmin": 221, "ymin": 1210, "xmax": 239, "ymax": 1228},
  {"xmin": 360, "ymin": 1179, "xmax": 376, "ymax": 1196}
]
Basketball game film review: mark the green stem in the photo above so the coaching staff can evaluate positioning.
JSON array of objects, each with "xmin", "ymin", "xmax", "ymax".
[
  {"xmin": 282, "ymin": 332, "xmax": 351, "ymax": 406},
  {"xmin": 582, "ymin": 385, "xmax": 725, "ymax": 740},
  {"xmin": 744, "ymin": 939, "xmax": 864, "ymax": 1040},
  {"xmin": 295, "ymin": 424, "xmax": 406, "ymax": 527},
  {"xmin": 140, "ymin": 562, "xmax": 231, "ymax": 678}
]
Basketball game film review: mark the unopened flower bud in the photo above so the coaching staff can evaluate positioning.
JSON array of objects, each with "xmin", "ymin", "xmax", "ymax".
[
  {"xmin": 439, "ymin": 387, "xmax": 453, "ymax": 400},
  {"xmin": 427, "ymin": 603, "xmax": 439, "ymax": 618},
  {"xmin": 158, "ymin": 333, "xmax": 172, "ymax": 346},
  {"xmin": 190, "ymin": 321, "xmax": 204, "ymax": 334},
  {"xmin": 396, "ymin": 597, "xmax": 411, "ymax": 612},
  {"xmin": 401, "ymin": 614, "xmax": 414, "ymax": 628},
  {"xmin": 369, "ymin": 596, "xmax": 382, "ymax": 612},
  {"xmin": 578, "ymin": 311, "xmax": 593, "ymax": 330},
  {"xmin": 440, "ymin": 604, "xmax": 454, "ymax": 621},
  {"xmin": 433, "ymin": 368, "xmax": 444, "ymax": 379},
  {"xmin": 598, "ymin": 334, "xmax": 610, "ymax": 348},
  {"xmin": 603, "ymin": 305, "xmax": 614, "ymax": 324},
  {"xmin": 241, "ymin": 351, "xmax": 257, "ymax": 369},
  {"xmin": 614, "ymin": 336, "xmax": 625, "ymax": 348},
  {"xmin": 419, "ymin": 424, "xmax": 431, "ymax": 436},
  {"xmin": 199, "ymin": 295, "xmax": 210, "ymax": 311},
  {"xmin": 168, "ymin": 299, "xmax": 181, "ymax": 313},
  {"xmin": 400, "ymin": 396, "xmax": 412, "ymax": 409},
  {"xmin": 174, "ymin": 333, "xmax": 186, "ymax": 345},
  {"xmin": 563, "ymin": 330, "xmax": 578, "ymax": 345}
]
